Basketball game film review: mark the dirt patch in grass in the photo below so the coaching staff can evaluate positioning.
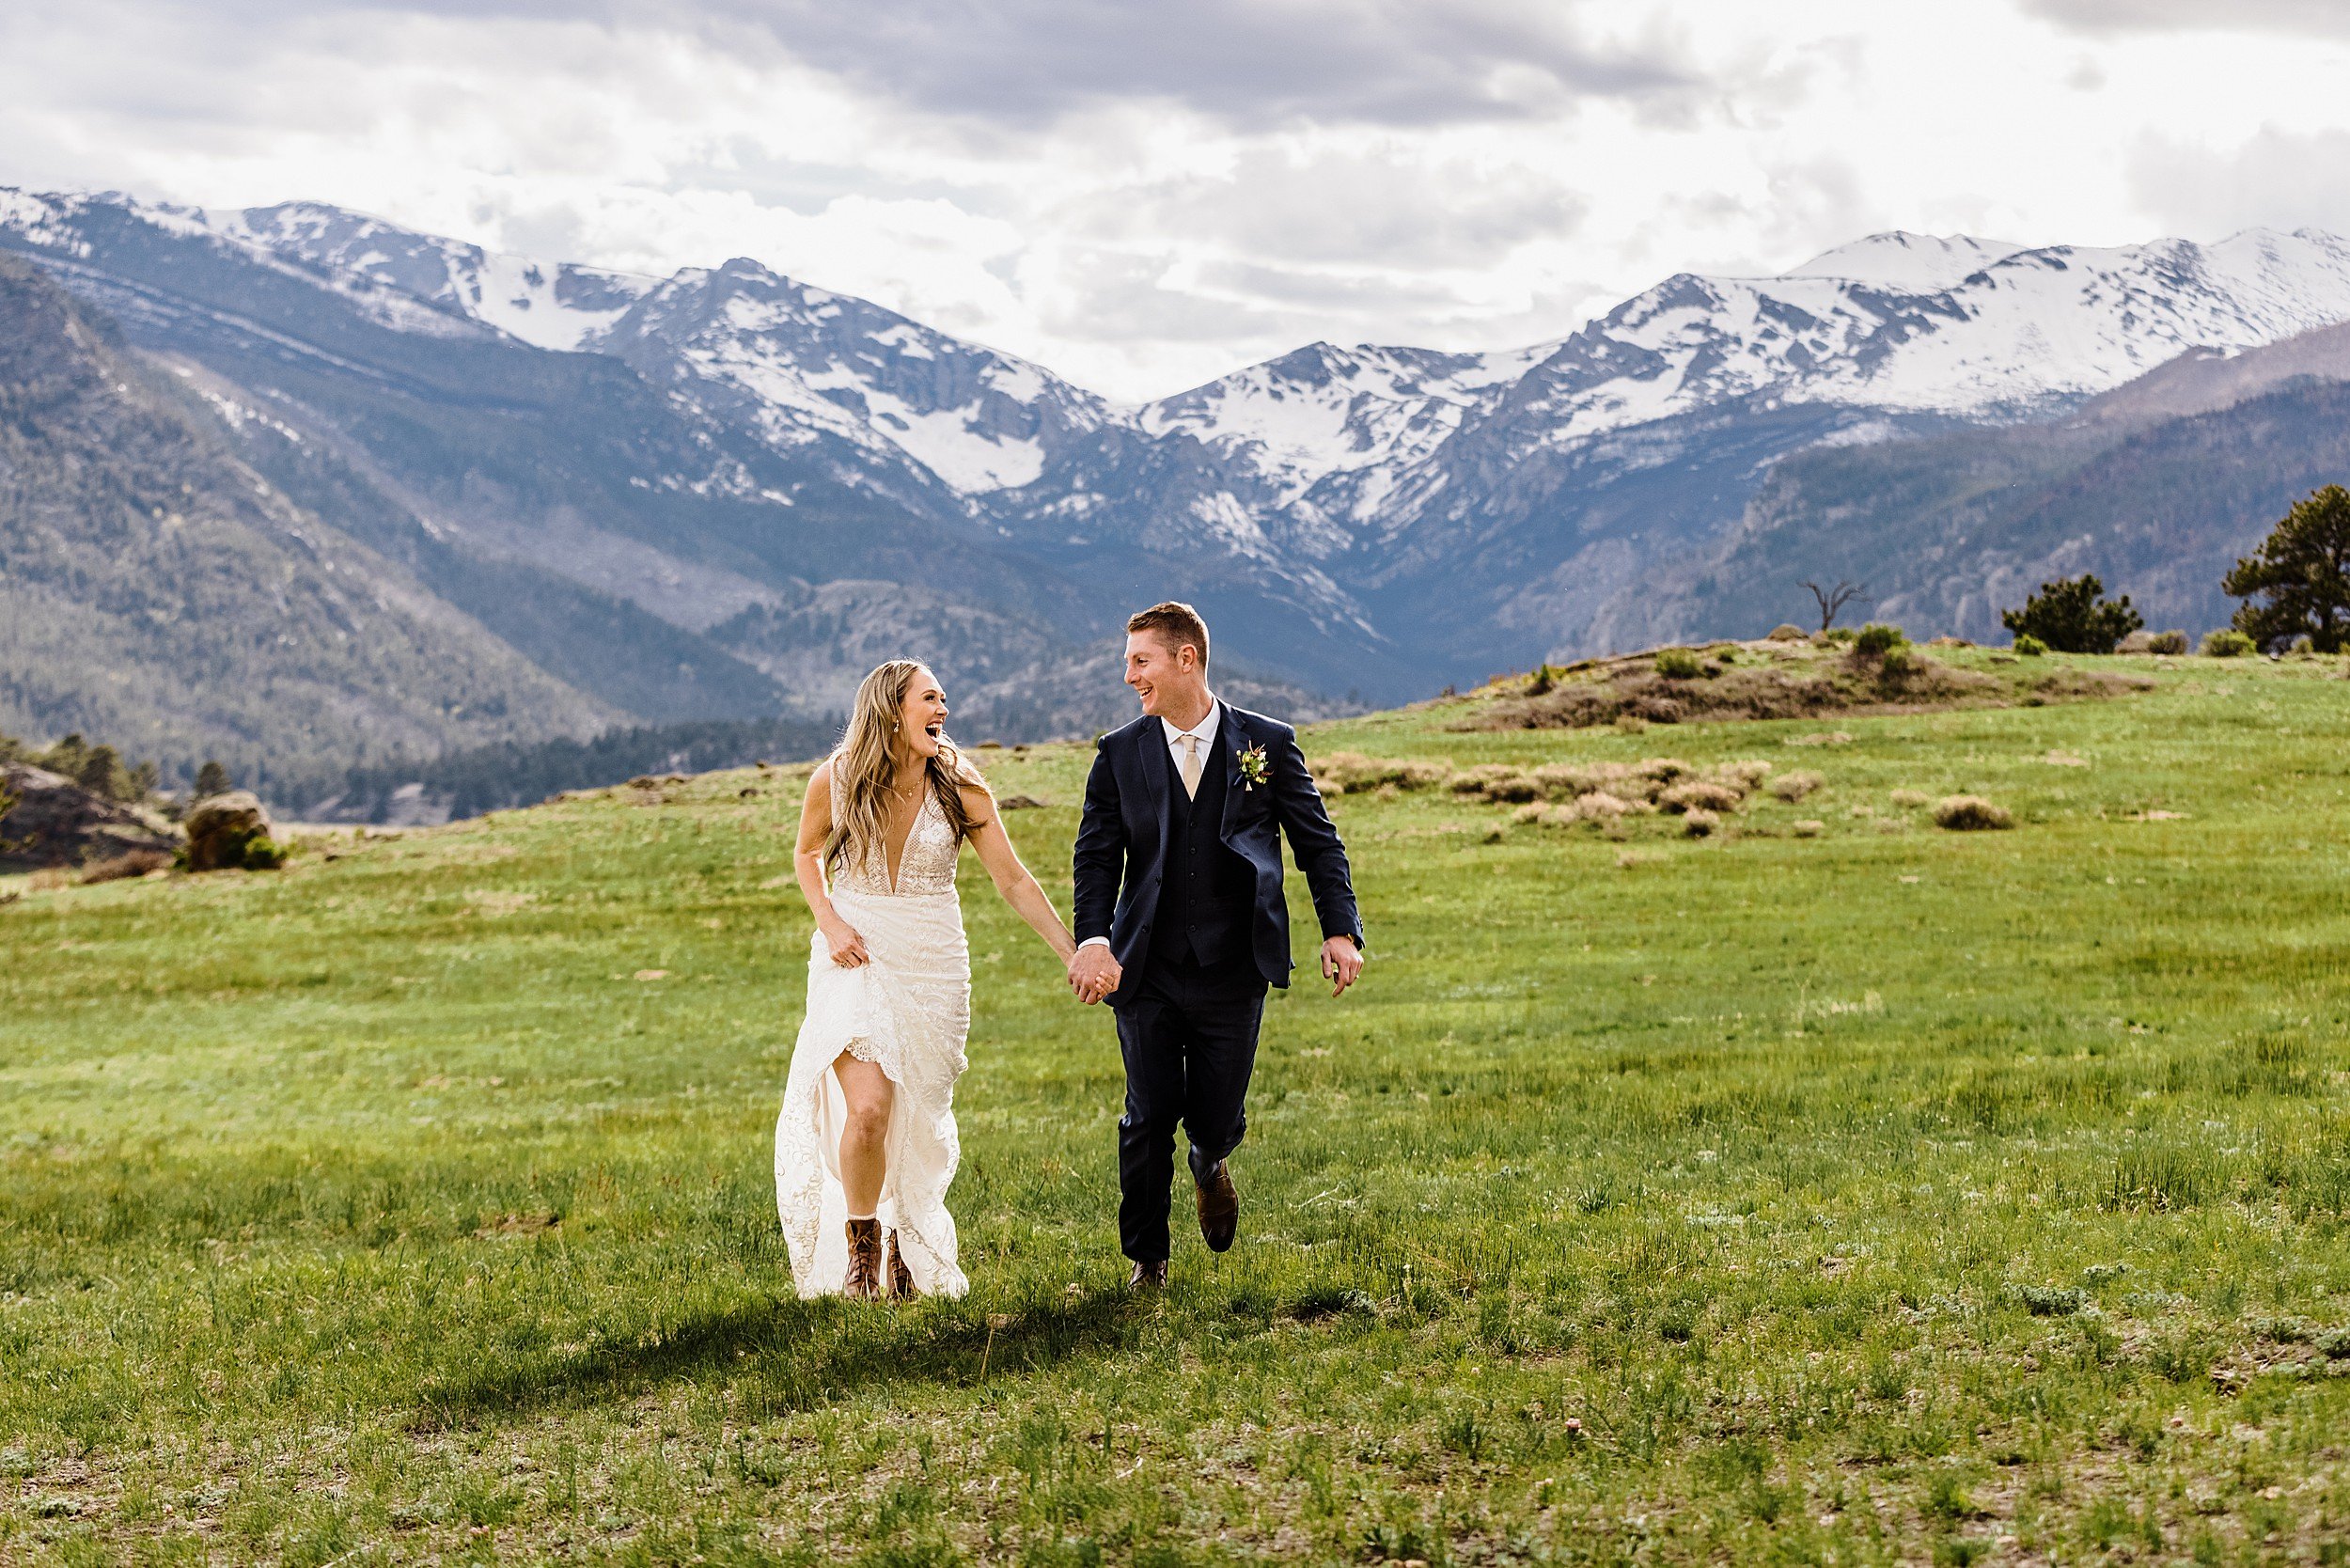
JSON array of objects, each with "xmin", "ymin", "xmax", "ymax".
[{"xmin": 1452, "ymin": 641, "xmax": 2153, "ymax": 732}]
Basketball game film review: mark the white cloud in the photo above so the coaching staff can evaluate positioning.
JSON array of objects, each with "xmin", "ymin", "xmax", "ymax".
[
  {"xmin": 2130, "ymin": 128, "xmax": 2350, "ymax": 238},
  {"xmin": 4, "ymin": 0, "xmax": 2350, "ymax": 399}
]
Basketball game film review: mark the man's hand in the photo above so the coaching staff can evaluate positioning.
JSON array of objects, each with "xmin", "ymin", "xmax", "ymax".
[
  {"xmin": 1321, "ymin": 934, "xmax": 1363, "ymax": 997},
  {"xmin": 1069, "ymin": 944, "xmax": 1121, "ymax": 1005}
]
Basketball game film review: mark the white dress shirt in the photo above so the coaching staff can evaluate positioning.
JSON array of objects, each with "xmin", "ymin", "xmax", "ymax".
[
  {"xmin": 1078, "ymin": 698, "xmax": 1220, "ymax": 951},
  {"xmin": 1160, "ymin": 697, "xmax": 1221, "ymax": 780}
]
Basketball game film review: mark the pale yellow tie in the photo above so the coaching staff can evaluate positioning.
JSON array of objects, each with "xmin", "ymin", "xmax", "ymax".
[{"xmin": 1179, "ymin": 733, "xmax": 1203, "ymax": 799}]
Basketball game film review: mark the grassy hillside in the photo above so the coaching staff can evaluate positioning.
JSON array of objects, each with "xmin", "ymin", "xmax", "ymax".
[{"xmin": 6, "ymin": 649, "xmax": 2350, "ymax": 1563}]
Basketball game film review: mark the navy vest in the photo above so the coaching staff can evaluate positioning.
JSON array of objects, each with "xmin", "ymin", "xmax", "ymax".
[{"xmin": 1151, "ymin": 731, "xmax": 1255, "ymax": 969}]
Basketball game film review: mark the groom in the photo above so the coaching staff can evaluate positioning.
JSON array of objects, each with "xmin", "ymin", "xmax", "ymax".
[{"xmin": 1069, "ymin": 602, "xmax": 1365, "ymax": 1288}]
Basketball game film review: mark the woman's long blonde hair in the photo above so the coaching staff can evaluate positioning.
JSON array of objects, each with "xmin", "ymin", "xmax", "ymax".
[{"xmin": 823, "ymin": 659, "xmax": 975, "ymax": 877}]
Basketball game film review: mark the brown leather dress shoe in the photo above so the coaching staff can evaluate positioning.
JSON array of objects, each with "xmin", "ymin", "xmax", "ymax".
[
  {"xmin": 842, "ymin": 1217, "xmax": 885, "ymax": 1301},
  {"xmin": 1128, "ymin": 1259, "xmax": 1168, "ymax": 1289},
  {"xmin": 1196, "ymin": 1160, "xmax": 1239, "ymax": 1252},
  {"xmin": 885, "ymin": 1228, "xmax": 919, "ymax": 1301}
]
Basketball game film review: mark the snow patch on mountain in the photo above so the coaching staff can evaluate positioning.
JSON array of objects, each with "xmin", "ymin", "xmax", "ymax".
[
  {"xmin": 1139, "ymin": 340, "xmax": 1544, "ymax": 510},
  {"xmin": 1781, "ymin": 231, "xmax": 2029, "ymax": 291},
  {"xmin": 213, "ymin": 202, "xmax": 657, "ymax": 352},
  {"xmin": 1491, "ymin": 227, "xmax": 2350, "ymax": 462},
  {"xmin": 593, "ymin": 256, "xmax": 1109, "ymax": 499}
]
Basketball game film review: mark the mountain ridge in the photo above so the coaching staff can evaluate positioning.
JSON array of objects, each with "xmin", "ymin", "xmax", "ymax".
[{"xmin": 9, "ymin": 184, "xmax": 2350, "ymax": 773}]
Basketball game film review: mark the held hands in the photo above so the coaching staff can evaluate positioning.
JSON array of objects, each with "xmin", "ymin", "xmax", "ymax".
[
  {"xmin": 1068, "ymin": 944, "xmax": 1121, "ymax": 1006},
  {"xmin": 1321, "ymin": 935, "xmax": 1364, "ymax": 998},
  {"xmin": 821, "ymin": 918, "xmax": 870, "ymax": 968}
]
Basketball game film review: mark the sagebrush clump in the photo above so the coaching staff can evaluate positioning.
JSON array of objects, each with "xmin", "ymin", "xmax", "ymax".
[
  {"xmin": 1768, "ymin": 771, "xmax": 1824, "ymax": 802},
  {"xmin": 1933, "ymin": 794, "xmax": 2013, "ymax": 831},
  {"xmin": 1314, "ymin": 751, "xmax": 1454, "ymax": 795}
]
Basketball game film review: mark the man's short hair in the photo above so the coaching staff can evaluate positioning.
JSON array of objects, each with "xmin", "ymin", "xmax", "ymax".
[{"xmin": 1127, "ymin": 602, "xmax": 1211, "ymax": 668}]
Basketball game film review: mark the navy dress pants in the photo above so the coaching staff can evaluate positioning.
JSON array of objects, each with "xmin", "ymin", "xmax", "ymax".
[{"xmin": 1112, "ymin": 950, "xmax": 1267, "ymax": 1263}]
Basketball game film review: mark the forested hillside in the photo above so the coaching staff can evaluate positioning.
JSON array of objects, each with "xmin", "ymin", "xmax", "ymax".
[
  {"xmin": 1650, "ymin": 330, "xmax": 2350, "ymax": 643},
  {"xmin": 0, "ymin": 256, "xmax": 607, "ymax": 789}
]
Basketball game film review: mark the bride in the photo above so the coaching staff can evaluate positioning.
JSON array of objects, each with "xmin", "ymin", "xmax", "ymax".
[{"xmin": 776, "ymin": 659, "xmax": 1078, "ymax": 1300}]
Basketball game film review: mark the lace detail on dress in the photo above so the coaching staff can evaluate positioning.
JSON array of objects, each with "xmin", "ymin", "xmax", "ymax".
[
  {"xmin": 776, "ymin": 781, "xmax": 973, "ymax": 1299},
  {"xmin": 833, "ymin": 788, "xmax": 962, "ymax": 898}
]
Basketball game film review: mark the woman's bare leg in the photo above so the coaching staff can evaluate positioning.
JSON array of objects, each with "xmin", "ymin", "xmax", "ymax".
[{"xmin": 833, "ymin": 1052, "xmax": 895, "ymax": 1216}]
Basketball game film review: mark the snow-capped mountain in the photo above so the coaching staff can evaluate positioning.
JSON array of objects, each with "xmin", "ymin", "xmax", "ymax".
[
  {"xmin": 1463, "ymin": 227, "xmax": 2350, "ymax": 461},
  {"xmin": 592, "ymin": 257, "xmax": 1113, "ymax": 503},
  {"xmin": 1137, "ymin": 340, "xmax": 1545, "ymax": 513},
  {"xmin": 12, "ymin": 182, "xmax": 2350, "ymax": 709}
]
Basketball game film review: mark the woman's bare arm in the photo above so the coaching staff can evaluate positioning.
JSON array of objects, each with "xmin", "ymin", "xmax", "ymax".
[
  {"xmin": 961, "ymin": 780, "xmax": 1077, "ymax": 965},
  {"xmin": 794, "ymin": 761, "xmax": 869, "ymax": 967}
]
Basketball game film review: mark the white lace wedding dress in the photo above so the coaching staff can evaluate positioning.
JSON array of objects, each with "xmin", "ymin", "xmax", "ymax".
[{"xmin": 775, "ymin": 789, "xmax": 972, "ymax": 1298}]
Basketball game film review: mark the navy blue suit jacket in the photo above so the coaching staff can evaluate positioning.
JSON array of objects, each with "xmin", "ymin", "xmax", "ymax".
[{"xmin": 1072, "ymin": 703, "xmax": 1364, "ymax": 1008}]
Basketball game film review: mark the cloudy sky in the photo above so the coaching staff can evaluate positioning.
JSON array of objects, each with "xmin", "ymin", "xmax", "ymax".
[{"xmin": 4, "ymin": 0, "xmax": 2346, "ymax": 399}]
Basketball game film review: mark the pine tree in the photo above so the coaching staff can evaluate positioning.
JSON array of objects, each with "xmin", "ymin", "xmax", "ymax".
[
  {"xmin": 194, "ymin": 760, "xmax": 233, "ymax": 800},
  {"xmin": 2000, "ymin": 574, "xmax": 2142, "ymax": 654},
  {"xmin": 2224, "ymin": 484, "xmax": 2350, "ymax": 653}
]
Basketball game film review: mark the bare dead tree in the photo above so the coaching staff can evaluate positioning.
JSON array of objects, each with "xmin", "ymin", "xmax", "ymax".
[{"xmin": 1802, "ymin": 580, "xmax": 1869, "ymax": 632}]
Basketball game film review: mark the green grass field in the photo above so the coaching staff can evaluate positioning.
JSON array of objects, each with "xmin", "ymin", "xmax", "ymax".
[{"xmin": 7, "ymin": 649, "xmax": 2350, "ymax": 1565}]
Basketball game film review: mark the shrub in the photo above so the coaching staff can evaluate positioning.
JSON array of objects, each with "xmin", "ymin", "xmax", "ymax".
[
  {"xmin": 1681, "ymin": 808, "xmax": 1720, "ymax": 838},
  {"xmin": 1766, "ymin": 624, "xmax": 1809, "ymax": 641},
  {"xmin": 1654, "ymin": 648, "xmax": 1704, "ymax": 680},
  {"xmin": 1574, "ymin": 792, "xmax": 1637, "ymax": 821},
  {"xmin": 241, "ymin": 835, "xmax": 290, "ymax": 870},
  {"xmin": 1768, "ymin": 771, "xmax": 1824, "ymax": 802},
  {"xmin": 2145, "ymin": 630, "xmax": 2189, "ymax": 654},
  {"xmin": 2000, "ymin": 573, "xmax": 2142, "ymax": 653},
  {"xmin": 1877, "ymin": 645, "xmax": 1921, "ymax": 679},
  {"xmin": 80, "ymin": 848, "xmax": 174, "ymax": 885},
  {"xmin": 1661, "ymin": 780, "xmax": 1743, "ymax": 815},
  {"xmin": 2200, "ymin": 629, "xmax": 2255, "ymax": 657},
  {"xmin": 1852, "ymin": 622, "xmax": 1907, "ymax": 657},
  {"xmin": 1316, "ymin": 752, "xmax": 1452, "ymax": 794},
  {"xmin": 1449, "ymin": 764, "xmax": 1539, "ymax": 803},
  {"xmin": 1710, "ymin": 760, "xmax": 1774, "ymax": 792},
  {"xmin": 2019, "ymin": 1285, "xmax": 2088, "ymax": 1317},
  {"xmin": 2013, "ymin": 633, "xmax": 2047, "ymax": 656},
  {"xmin": 1791, "ymin": 819, "xmax": 1825, "ymax": 838},
  {"xmin": 1889, "ymin": 789, "xmax": 1932, "ymax": 808},
  {"xmin": 1933, "ymin": 794, "xmax": 2013, "ymax": 831}
]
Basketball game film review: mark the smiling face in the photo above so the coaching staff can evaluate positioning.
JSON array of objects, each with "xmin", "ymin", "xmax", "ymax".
[
  {"xmin": 1124, "ymin": 630, "xmax": 1207, "ymax": 721},
  {"xmin": 898, "ymin": 666, "xmax": 949, "ymax": 760}
]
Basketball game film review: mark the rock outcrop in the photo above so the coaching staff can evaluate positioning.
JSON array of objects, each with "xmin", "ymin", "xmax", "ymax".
[
  {"xmin": 0, "ymin": 762, "xmax": 181, "ymax": 870},
  {"xmin": 181, "ymin": 791, "xmax": 274, "ymax": 871}
]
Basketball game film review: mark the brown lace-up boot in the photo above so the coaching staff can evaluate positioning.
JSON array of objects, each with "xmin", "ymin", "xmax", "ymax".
[
  {"xmin": 885, "ymin": 1230, "xmax": 920, "ymax": 1301},
  {"xmin": 842, "ymin": 1217, "xmax": 885, "ymax": 1301}
]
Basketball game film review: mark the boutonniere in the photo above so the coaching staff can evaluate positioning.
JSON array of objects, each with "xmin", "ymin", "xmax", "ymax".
[{"xmin": 1237, "ymin": 743, "xmax": 1270, "ymax": 791}]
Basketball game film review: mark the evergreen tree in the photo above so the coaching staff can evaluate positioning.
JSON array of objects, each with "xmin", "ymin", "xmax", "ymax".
[
  {"xmin": 2000, "ymin": 573, "xmax": 2143, "ymax": 653},
  {"xmin": 194, "ymin": 760, "xmax": 233, "ymax": 800},
  {"xmin": 74, "ymin": 744, "xmax": 125, "ymax": 800},
  {"xmin": 2224, "ymin": 484, "xmax": 2350, "ymax": 653}
]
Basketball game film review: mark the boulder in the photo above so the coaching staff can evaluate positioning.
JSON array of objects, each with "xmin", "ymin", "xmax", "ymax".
[
  {"xmin": 183, "ymin": 791, "xmax": 274, "ymax": 871},
  {"xmin": 0, "ymin": 762, "xmax": 181, "ymax": 870},
  {"xmin": 1766, "ymin": 624, "xmax": 1810, "ymax": 641}
]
